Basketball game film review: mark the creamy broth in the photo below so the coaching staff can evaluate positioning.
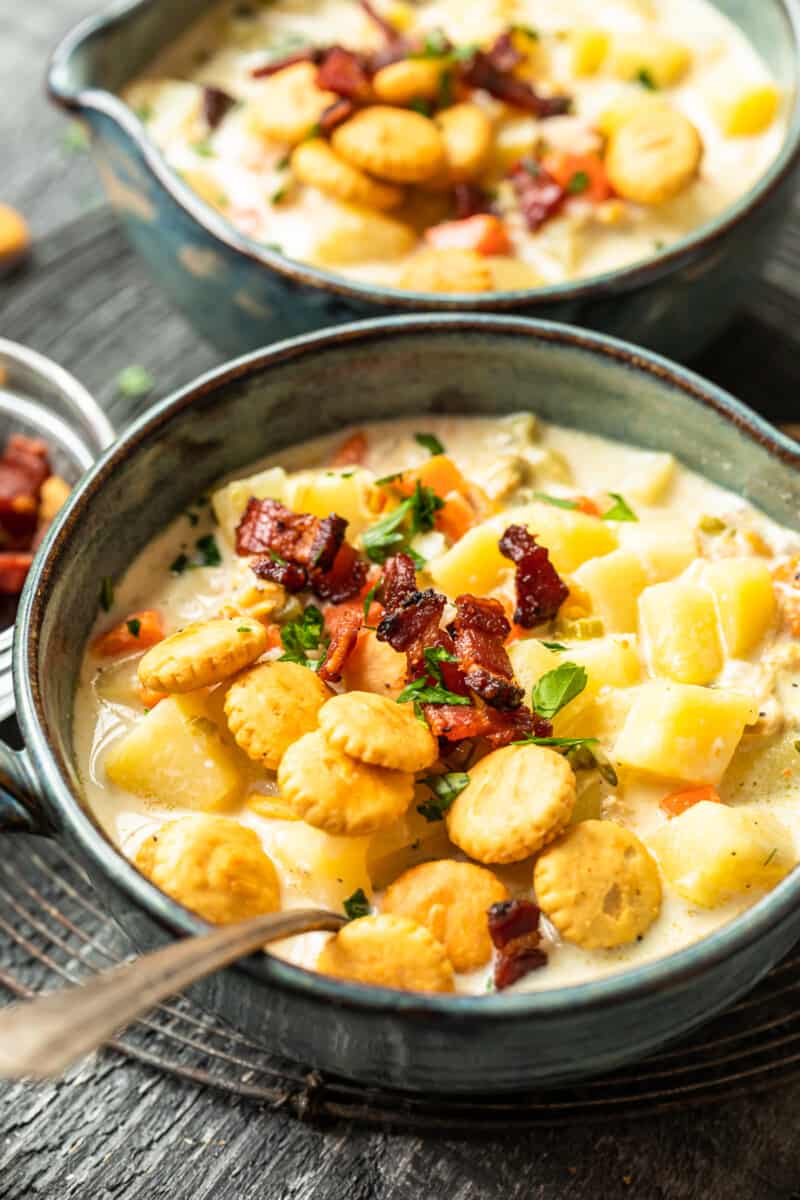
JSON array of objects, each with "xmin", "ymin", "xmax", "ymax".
[
  {"xmin": 75, "ymin": 416, "xmax": 800, "ymax": 993},
  {"xmin": 122, "ymin": 0, "xmax": 786, "ymax": 292}
]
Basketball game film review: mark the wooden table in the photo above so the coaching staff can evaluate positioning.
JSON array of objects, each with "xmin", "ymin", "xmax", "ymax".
[{"xmin": 4, "ymin": 5, "xmax": 800, "ymax": 1197}]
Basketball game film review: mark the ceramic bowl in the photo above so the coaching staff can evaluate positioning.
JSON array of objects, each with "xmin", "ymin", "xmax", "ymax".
[
  {"xmin": 47, "ymin": 0, "xmax": 800, "ymax": 360},
  {"xmin": 6, "ymin": 315, "xmax": 800, "ymax": 1093},
  {"xmin": 0, "ymin": 340, "xmax": 113, "ymax": 721}
]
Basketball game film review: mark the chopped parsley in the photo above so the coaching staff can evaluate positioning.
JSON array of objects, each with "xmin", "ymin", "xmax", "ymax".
[
  {"xmin": 362, "ymin": 579, "xmax": 381, "ymax": 625},
  {"xmin": 437, "ymin": 67, "xmax": 454, "ymax": 108},
  {"xmin": 270, "ymin": 184, "xmax": 289, "ymax": 205},
  {"xmin": 99, "ymin": 576, "xmax": 115, "ymax": 613},
  {"xmin": 699, "ymin": 515, "xmax": 726, "ymax": 535},
  {"xmin": 126, "ymin": 618, "xmax": 141, "ymax": 639},
  {"xmin": 170, "ymin": 553, "xmax": 190, "ymax": 575},
  {"xmin": 565, "ymin": 741, "xmax": 618, "ymax": 787},
  {"xmin": 414, "ymin": 432, "xmax": 445, "ymax": 457},
  {"xmin": 62, "ymin": 121, "xmax": 90, "ymax": 153},
  {"xmin": 509, "ymin": 23, "xmax": 539, "ymax": 39},
  {"xmin": 517, "ymin": 735, "xmax": 599, "ymax": 750},
  {"xmin": 409, "ymin": 98, "xmax": 433, "ymax": 117},
  {"xmin": 264, "ymin": 243, "xmax": 284, "ymax": 254},
  {"xmin": 636, "ymin": 67, "xmax": 658, "ymax": 90},
  {"xmin": 237, "ymin": 625, "xmax": 254, "ymax": 634},
  {"xmin": 135, "ymin": 104, "xmax": 153, "ymax": 123},
  {"xmin": 191, "ymin": 138, "xmax": 216, "ymax": 157},
  {"xmin": 195, "ymin": 534, "xmax": 222, "ymax": 567},
  {"xmin": 415, "ymin": 28, "xmax": 450, "ymax": 57},
  {"xmin": 567, "ymin": 170, "xmax": 590, "ymax": 195},
  {"xmin": 417, "ymin": 771, "xmax": 470, "ymax": 822},
  {"xmin": 533, "ymin": 491, "xmax": 578, "ymax": 510},
  {"xmin": 397, "ymin": 646, "xmax": 470, "ymax": 718},
  {"xmin": 541, "ymin": 641, "xmax": 568, "ymax": 652},
  {"xmin": 116, "ymin": 365, "xmax": 154, "ymax": 399},
  {"xmin": 279, "ymin": 604, "xmax": 329, "ymax": 670},
  {"xmin": 343, "ymin": 888, "xmax": 371, "ymax": 920},
  {"xmin": 602, "ymin": 493, "xmax": 638, "ymax": 522},
  {"xmin": 362, "ymin": 482, "xmax": 444, "ymax": 564},
  {"xmin": 532, "ymin": 662, "xmax": 588, "ymax": 720}
]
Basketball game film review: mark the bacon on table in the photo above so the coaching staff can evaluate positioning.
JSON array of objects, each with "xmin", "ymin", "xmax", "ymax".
[
  {"xmin": 450, "ymin": 594, "xmax": 524, "ymax": 710},
  {"xmin": 0, "ymin": 551, "xmax": 33, "ymax": 595},
  {"xmin": 488, "ymin": 899, "xmax": 547, "ymax": 990},
  {"xmin": 498, "ymin": 523, "xmax": 569, "ymax": 627},
  {"xmin": 509, "ymin": 160, "xmax": 567, "ymax": 232},
  {"xmin": 0, "ymin": 434, "xmax": 51, "ymax": 546}
]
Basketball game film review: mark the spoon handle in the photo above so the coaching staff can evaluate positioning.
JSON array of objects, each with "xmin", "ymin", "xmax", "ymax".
[{"xmin": 0, "ymin": 907, "xmax": 345, "ymax": 1079}]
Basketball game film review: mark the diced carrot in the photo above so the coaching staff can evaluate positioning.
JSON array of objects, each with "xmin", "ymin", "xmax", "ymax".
[
  {"xmin": 436, "ymin": 490, "xmax": 476, "ymax": 543},
  {"xmin": 93, "ymin": 610, "xmax": 165, "ymax": 658},
  {"xmin": 330, "ymin": 430, "xmax": 368, "ymax": 467},
  {"xmin": 576, "ymin": 495, "xmax": 601, "ymax": 516},
  {"xmin": 137, "ymin": 684, "xmax": 167, "ymax": 710},
  {"xmin": 660, "ymin": 785, "xmax": 721, "ymax": 819},
  {"xmin": 323, "ymin": 595, "xmax": 382, "ymax": 638},
  {"xmin": 541, "ymin": 151, "xmax": 614, "ymax": 203},
  {"xmin": 263, "ymin": 622, "xmax": 283, "ymax": 650},
  {"xmin": 781, "ymin": 591, "xmax": 800, "ymax": 637},
  {"xmin": 395, "ymin": 454, "xmax": 469, "ymax": 501},
  {"xmin": 772, "ymin": 556, "xmax": 800, "ymax": 586},
  {"xmin": 425, "ymin": 214, "xmax": 512, "ymax": 256}
]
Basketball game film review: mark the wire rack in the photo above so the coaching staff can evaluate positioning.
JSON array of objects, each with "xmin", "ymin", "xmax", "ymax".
[{"xmin": 3, "ymin": 837, "xmax": 800, "ymax": 1131}]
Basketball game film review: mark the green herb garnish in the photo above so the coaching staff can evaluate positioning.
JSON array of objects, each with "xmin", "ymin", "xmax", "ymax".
[
  {"xmin": 541, "ymin": 641, "xmax": 568, "ymax": 652},
  {"xmin": 414, "ymin": 432, "xmax": 445, "ymax": 457},
  {"xmin": 279, "ymin": 604, "xmax": 329, "ymax": 669},
  {"xmin": 602, "ymin": 493, "xmax": 638, "ymax": 522},
  {"xmin": 270, "ymin": 185, "xmax": 289, "ymax": 205},
  {"xmin": 409, "ymin": 98, "xmax": 433, "ymax": 117},
  {"xmin": 195, "ymin": 534, "xmax": 222, "ymax": 568},
  {"xmin": 416, "ymin": 28, "xmax": 450, "ymax": 57},
  {"xmin": 126, "ymin": 618, "xmax": 141, "ymax": 639},
  {"xmin": 509, "ymin": 23, "xmax": 539, "ymax": 39},
  {"xmin": 437, "ymin": 67, "xmax": 454, "ymax": 108},
  {"xmin": 99, "ymin": 576, "xmax": 114, "ymax": 613},
  {"xmin": 63, "ymin": 121, "xmax": 90, "ymax": 153},
  {"xmin": 699, "ymin": 515, "xmax": 726, "ymax": 535},
  {"xmin": 363, "ymin": 482, "xmax": 444, "ymax": 563},
  {"xmin": 568, "ymin": 170, "xmax": 590, "ymax": 195},
  {"xmin": 135, "ymin": 104, "xmax": 153, "ymax": 123},
  {"xmin": 191, "ymin": 138, "xmax": 215, "ymax": 157},
  {"xmin": 417, "ymin": 771, "xmax": 470, "ymax": 822},
  {"xmin": 117, "ymin": 365, "xmax": 154, "ymax": 399},
  {"xmin": 170, "ymin": 553, "xmax": 189, "ymax": 575},
  {"xmin": 398, "ymin": 646, "xmax": 470, "ymax": 718},
  {"xmin": 533, "ymin": 492, "xmax": 579, "ymax": 510},
  {"xmin": 636, "ymin": 67, "xmax": 658, "ymax": 90},
  {"xmin": 343, "ymin": 888, "xmax": 371, "ymax": 920},
  {"xmin": 516, "ymin": 735, "xmax": 599, "ymax": 750},
  {"xmin": 532, "ymin": 662, "xmax": 588, "ymax": 720}
]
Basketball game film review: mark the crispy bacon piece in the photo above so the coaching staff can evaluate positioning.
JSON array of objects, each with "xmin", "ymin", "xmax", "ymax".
[
  {"xmin": 488, "ymin": 899, "xmax": 547, "ymax": 990},
  {"xmin": 251, "ymin": 48, "xmax": 322, "ymax": 78},
  {"xmin": 453, "ymin": 182, "xmax": 494, "ymax": 220},
  {"xmin": 382, "ymin": 552, "xmax": 418, "ymax": 611},
  {"xmin": 377, "ymin": 587, "xmax": 446, "ymax": 675},
  {"xmin": 485, "ymin": 31, "xmax": 524, "ymax": 74},
  {"xmin": 311, "ymin": 542, "xmax": 369, "ymax": 603},
  {"xmin": 236, "ymin": 498, "xmax": 345, "ymax": 571},
  {"xmin": 318, "ymin": 607, "xmax": 362, "ymax": 683},
  {"xmin": 462, "ymin": 51, "xmax": 570, "ymax": 118},
  {"xmin": 319, "ymin": 97, "xmax": 357, "ymax": 135},
  {"xmin": 498, "ymin": 524, "xmax": 569, "ymax": 627},
  {"xmin": 203, "ymin": 86, "xmax": 235, "ymax": 129},
  {"xmin": 509, "ymin": 160, "xmax": 567, "ymax": 232},
  {"xmin": 423, "ymin": 702, "xmax": 544, "ymax": 749},
  {"xmin": 0, "ymin": 435, "xmax": 51, "ymax": 545},
  {"xmin": 450, "ymin": 594, "xmax": 523, "ymax": 710},
  {"xmin": 317, "ymin": 47, "xmax": 371, "ymax": 99},
  {"xmin": 330, "ymin": 429, "xmax": 368, "ymax": 467},
  {"xmin": 0, "ymin": 551, "xmax": 33, "ymax": 595},
  {"xmin": 251, "ymin": 555, "xmax": 308, "ymax": 592}
]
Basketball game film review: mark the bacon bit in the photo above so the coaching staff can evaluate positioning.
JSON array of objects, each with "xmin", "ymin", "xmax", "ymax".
[
  {"xmin": 424, "ymin": 702, "xmax": 541, "ymax": 748},
  {"xmin": 252, "ymin": 555, "xmax": 308, "ymax": 592},
  {"xmin": 453, "ymin": 182, "xmax": 494, "ymax": 220},
  {"xmin": 317, "ymin": 47, "xmax": 371, "ymax": 99},
  {"xmin": 426, "ymin": 214, "xmax": 511, "ymax": 256},
  {"xmin": 382, "ymin": 552, "xmax": 417, "ymax": 610},
  {"xmin": 377, "ymin": 586, "xmax": 447, "ymax": 675},
  {"xmin": 330, "ymin": 430, "xmax": 368, "ymax": 467},
  {"xmin": 318, "ymin": 607, "xmax": 362, "ymax": 683},
  {"xmin": 541, "ymin": 150, "xmax": 614, "ymax": 204},
  {"xmin": 312, "ymin": 542, "xmax": 369, "ymax": 603},
  {"xmin": 236, "ymin": 498, "xmax": 346, "ymax": 571},
  {"xmin": 319, "ymin": 97, "xmax": 358, "ymax": 135},
  {"xmin": 462, "ymin": 52, "xmax": 570, "ymax": 118},
  {"xmin": 0, "ymin": 435, "xmax": 51, "ymax": 545},
  {"xmin": 488, "ymin": 899, "xmax": 547, "ymax": 990},
  {"xmin": 485, "ymin": 30, "xmax": 525, "ymax": 74},
  {"xmin": 498, "ymin": 524, "xmax": 569, "ymax": 628},
  {"xmin": 660, "ymin": 785, "xmax": 721, "ymax": 819},
  {"xmin": 509, "ymin": 159, "xmax": 567, "ymax": 232},
  {"xmin": 359, "ymin": 0, "xmax": 406, "ymax": 44},
  {"xmin": 0, "ymin": 551, "xmax": 33, "ymax": 595},
  {"xmin": 203, "ymin": 86, "xmax": 235, "ymax": 129},
  {"xmin": 451, "ymin": 594, "xmax": 523, "ymax": 710},
  {"xmin": 436, "ymin": 491, "xmax": 476, "ymax": 543},
  {"xmin": 92, "ymin": 610, "xmax": 165, "ymax": 658},
  {"xmin": 251, "ymin": 48, "xmax": 321, "ymax": 78}
]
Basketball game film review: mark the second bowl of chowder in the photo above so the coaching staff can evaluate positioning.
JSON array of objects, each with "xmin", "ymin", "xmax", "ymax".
[
  {"xmin": 9, "ymin": 315, "xmax": 800, "ymax": 1091},
  {"xmin": 49, "ymin": 0, "xmax": 800, "ymax": 357}
]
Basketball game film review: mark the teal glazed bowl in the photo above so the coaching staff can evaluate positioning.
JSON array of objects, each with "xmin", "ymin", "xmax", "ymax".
[
  {"xmin": 48, "ymin": 0, "xmax": 800, "ymax": 360},
  {"xmin": 5, "ymin": 315, "xmax": 800, "ymax": 1093}
]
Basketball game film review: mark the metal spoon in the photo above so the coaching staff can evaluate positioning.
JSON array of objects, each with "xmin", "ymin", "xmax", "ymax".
[{"xmin": 0, "ymin": 907, "xmax": 346, "ymax": 1079}]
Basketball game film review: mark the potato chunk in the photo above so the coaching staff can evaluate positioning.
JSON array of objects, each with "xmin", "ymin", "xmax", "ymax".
[
  {"xmin": 619, "ymin": 520, "xmax": 698, "ymax": 583},
  {"xmin": 614, "ymin": 681, "xmax": 757, "ymax": 785},
  {"xmin": 703, "ymin": 557, "xmax": 776, "ymax": 657},
  {"xmin": 212, "ymin": 467, "xmax": 286, "ymax": 546},
  {"xmin": 136, "ymin": 815, "xmax": 280, "ymax": 924},
  {"xmin": 428, "ymin": 521, "xmax": 508, "ymax": 598},
  {"xmin": 311, "ymin": 202, "xmax": 416, "ymax": 266},
  {"xmin": 648, "ymin": 802, "xmax": 796, "ymax": 907},
  {"xmin": 608, "ymin": 35, "xmax": 692, "ymax": 88},
  {"xmin": 639, "ymin": 580, "xmax": 723, "ymax": 685},
  {"xmin": 571, "ymin": 28, "xmax": 610, "ymax": 76},
  {"xmin": 105, "ymin": 694, "xmax": 247, "ymax": 811},
  {"xmin": 713, "ymin": 85, "xmax": 780, "ymax": 137},
  {"xmin": 270, "ymin": 823, "xmax": 372, "ymax": 911},
  {"xmin": 574, "ymin": 549, "xmax": 648, "ymax": 633},
  {"xmin": 284, "ymin": 468, "xmax": 375, "ymax": 537}
]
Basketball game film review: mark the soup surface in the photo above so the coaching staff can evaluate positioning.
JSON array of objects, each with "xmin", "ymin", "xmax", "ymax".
[
  {"xmin": 123, "ymin": 0, "xmax": 785, "ymax": 292},
  {"xmin": 76, "ymin": 415, "xmax": 800, "ymax": 994}
]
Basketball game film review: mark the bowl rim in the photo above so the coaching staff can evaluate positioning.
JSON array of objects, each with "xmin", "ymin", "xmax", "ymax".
[
  {"xmin": 47, "ymin": 0, "xmax": 800, "ymax": 311},
  {"xmin": 15, "ymin": 312, "xmax": 800, "ymax": 1020}
]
